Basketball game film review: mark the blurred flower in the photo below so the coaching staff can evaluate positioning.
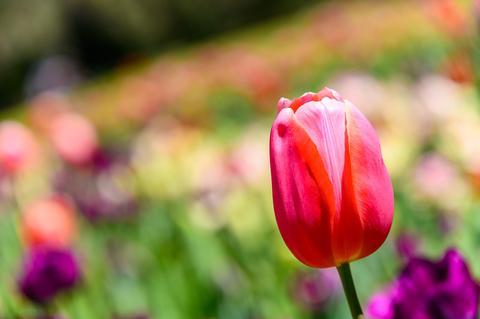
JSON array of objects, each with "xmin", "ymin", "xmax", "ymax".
[
  {"xmin": 54, "ymin": 148, "xmax": 138, "ymax": 222},
  {"xmin": 189, "ymin": 147, "xmax": 233, "ymax": 230},
  {"xmin": 476, "ymin": 0, "xmax": 480, "ymax": 27},
  {"xmin": 412, "ymin": 153, "xmax": 469, "ymax": 215},
  {"xmin": 131, "ymin": 122, "xmax": 202, "ymax": 198},
  {"xmin": 415, "ymin": 75, "xmax": 461, "ymax": 119},
  {"xmin": 226, "ymin": 126, "xmax": 268, "ymax": 185},
  {"xmin": 48, "ymin": 112, "xmax": 98, "ymax": 166},
  {"xmin": 437, "ymin": 211, "xmax": 458, "ymax": 235},
  {"xmin": 443, "ymin": 52, "xmax": 474, "ymax": 84},
  {"xmin": 28, "ymin": 92, "xmax": 71, "ymax": 133},
  {"xmin": 19, "ymin": 247, "xmax": 81, "ymax": 305},
  {"xmin": 292, "ymin": 268, "xmax": 341, "ymax": 312},
  {"xmin": 21, "ymin": 195, "xmax": 76, "ymax": 248},
  {"xmin": 411, "ymin": 153, "xmax": 469, "ymax": 212},
  {"xmin": 441, "ymin": 104, "xmax": 480, "ymax": 175},
  {"xmin": 395, "ymin": 233, "xmax": 419, "ymax": 260},
  {"xmin": 423, "ymin": 0, "xmax": 467, "ymax": 37},
  {"xmin": 368, "ymin": 290, "xmax": 394, "ymax": 319},
  {"xmin": 367, "ymin": 249, "xmax": 479, "ymax": 319},
  {"xmin": 270, "ymin": 88, "xmax": 393, "ymax": 267},
  {"xmin": 414, "ymin": 75, "xmax": 462, "ymax": 137},
  {"xmin": 0, "ymin": 121, "xmax": 39, "ymax": 176},
  {"xmin": 412, "ymin": 153, "xmax": 460, "ymax": 202},
  {"xmin": 329, "ymin": 72, "xmax": 386, "ymax": 123}
]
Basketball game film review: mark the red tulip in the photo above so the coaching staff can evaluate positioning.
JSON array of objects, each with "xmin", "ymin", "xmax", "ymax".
[{"xmin": 269, "ymin": 88, "xmax": 393, "ymax": 268}]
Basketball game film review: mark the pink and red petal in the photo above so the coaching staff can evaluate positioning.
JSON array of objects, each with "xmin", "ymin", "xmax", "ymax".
[
  {"xmin": 295, "ymin": 99, "xmax": 346, "ymax": 214},
  {"xmin": 289, "ymin": 87, "xmax": 342, "ymax": 112},
  {"xmin": 270, "ymin": 108, "xmax": 335, "ymax": 267},
  {"xmin": 344, "ymin": 101, "xmax": 394, "ymax": 260}
]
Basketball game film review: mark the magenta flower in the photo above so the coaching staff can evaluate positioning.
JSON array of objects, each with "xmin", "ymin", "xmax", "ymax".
[
  {"xmin": 18, "ymin": 248, "xmax": 81, "ymax": 304},
  {"xmin": 368, "ymin": 249, "xmax": 479, "ymax": 319},
  {"xmin": 395, "ymin": 233, "xmax": 419, "ymax": 260}
]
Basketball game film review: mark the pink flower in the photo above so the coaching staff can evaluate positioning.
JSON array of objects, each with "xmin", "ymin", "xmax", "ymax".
[
  {"xmin": 0, "ymin": 121, "xmax": 38, "ymax": 175},
  {"xmin": 48, "ymin": 112, "xmax": 98, "ymax": 166},
  {"xmin": 269, "ymin": 88, "xmax": 394, "ymax": 268},
  {"xmin": 21, "ymin": 195, "xmax": 77, "ymax": 248}
]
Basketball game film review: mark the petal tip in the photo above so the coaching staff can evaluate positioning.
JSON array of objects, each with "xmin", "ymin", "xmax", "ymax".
[
  {"xmin": 319, "ymin": 87, "xmax": 343, "ymax": 101},
  {"xmin": 277, "ymin": 97, "xmax": 292, "ymax": 112}
]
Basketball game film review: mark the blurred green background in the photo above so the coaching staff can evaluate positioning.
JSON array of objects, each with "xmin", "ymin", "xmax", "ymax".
[{"xmin": 1, "ymin": 0, "xmax": 480, "ymax": 318}]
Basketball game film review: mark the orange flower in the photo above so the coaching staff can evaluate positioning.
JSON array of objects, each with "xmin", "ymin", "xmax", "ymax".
[{"xmin": 21, "ymin": 196, "xmax": 77, "ymax": 248}]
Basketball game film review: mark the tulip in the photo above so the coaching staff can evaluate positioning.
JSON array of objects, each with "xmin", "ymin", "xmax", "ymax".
[
  {"xmin": 0, "ymin": 121, "xmax": 38, "ymax": 176},
  {"xmin": 270, "ymin": 87, "xmax": 394, "ymax": 318},
  {"xmin": 367, "ymin": 249, "xmax": 479, "ymax": 319},
  {"xmin": 270, "ymin": 87, "xmax": 393, "ymax": 266},
  {"xmin": 18, "ymin": 247, "xmax": 80, "ymax": 305},
  {"xmin": 21, "ymin": 196, "xmax": 76, "ymax": 248},
  {"xmin": 48, "ymin": 112, "xmax": 98, "ymax": 166}
]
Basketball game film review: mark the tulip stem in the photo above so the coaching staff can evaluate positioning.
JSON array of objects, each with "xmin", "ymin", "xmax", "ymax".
[{"xmin": 337, "ymin": 263, "xmax": 363, "ymax": 319}]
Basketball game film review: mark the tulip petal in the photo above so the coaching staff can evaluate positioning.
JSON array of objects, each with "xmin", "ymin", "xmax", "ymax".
[
  {"xmin": 270, "ymin": 108, "xmax": 335, "ymax": 267},
  {"xmin": 344, "ymin": 101, "xmax": 394, "ymax": 260},
  {"xmin": 289, "ymin": 87, "xmax": 342, "ymax": 112},
  {"xmin": 295, "ymin": 99, "xmax": 346, "ymax": 214}
]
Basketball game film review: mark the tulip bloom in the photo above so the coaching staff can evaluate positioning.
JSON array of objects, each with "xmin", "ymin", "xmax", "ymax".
[
  {"xmin": 0, "ymin": 121, "xmax": 38, "ymax": 175},
  {"xmin": 270, "ymin": 88, "xmax": 393, "ymax": 268},
  {"xmin": 367, "ymin": 249, "xmax": 479, "ymax": 319},
  {"xmin": 48, "ymin": 112, "xmax": 98, "ymax": 166},
  {"xmin": 21, "ymin": 196, "xmax": 76, "ymax": 248},
  {"xmin": 19, "ymin": 247, "xmax": 80, "ymax": 305}
]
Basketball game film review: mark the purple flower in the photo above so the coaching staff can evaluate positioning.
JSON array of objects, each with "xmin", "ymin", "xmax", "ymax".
[
  {"xmin": 368, "ymin": 249, "xmax": 479, "ymax": 319},
  {"xmin": 395, "ymin": 233, "xmax": 419, "ymax": 260},
  {"xmin": 53, "ymin": 147, "xmax": 138, "ymax": 222},
  {"xmin": 18, "ymin": 248, "xmax": 81, "ymax": 305},
  {"xmin": 292, "ymin": 268, "xmax": 341, "ymax": 312}
]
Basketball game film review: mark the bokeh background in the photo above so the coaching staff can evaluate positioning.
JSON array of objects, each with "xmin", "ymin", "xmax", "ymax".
[{"xmin": 0, "ymin": 0, "xmax": 479, "ymax": 318}]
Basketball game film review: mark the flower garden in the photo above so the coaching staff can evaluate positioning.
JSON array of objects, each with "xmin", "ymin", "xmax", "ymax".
[{"xmin": 0, "ymin": 0, "xmax": 479, "ymax": 318}]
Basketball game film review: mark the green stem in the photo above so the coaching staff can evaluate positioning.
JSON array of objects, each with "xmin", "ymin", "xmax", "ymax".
[{"xmin": 336, "ymin": 263, "xmax": 363, "ymax": 319}]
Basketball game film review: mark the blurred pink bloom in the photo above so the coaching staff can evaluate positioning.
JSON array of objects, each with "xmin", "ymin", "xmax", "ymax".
[
  {"xmin": 0, "ymin": 121, "xmax": 38, "ymax": 175},
  {"xmin": 49, "ymin": 112, "xmax": 98, "ymax": 166},
  {"xmin": 329, "ymin": 73, "xmax": 386, "ymax": 122},
  {"xmin": 21, "ymin": 195, "xmax": 77, "ymax": 249},
  {"xmin": 413, "ymin": 153, "xmax": 459, "ymax": 201},
  {"xmin": 367, "ymin": 290, "xmax": 394, "ymax": 319},
  {"xmin": 395, "ymin": 233, "xmax": 419, "ymax": 260},
  {"xmin": 415, "ymin": 75, "xmax": 460, "ymax": 124},
  {"xmin": 423, "ymin": 0, "xmax": 467, "ymax": 37},
  {"xmin": 225, "ymin": 50, "xmax": 282, "ymax": 107},
  {"xmin": 227, "ymin": 128, "xmax": 268, "ymax": 185},
  {"xmin": 293, "ymin": 268, "xmax": 341, "ymax": 311},
  {"xmin": 476, "ymin": 0, "xmax": 480, "ymax": 25}
]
